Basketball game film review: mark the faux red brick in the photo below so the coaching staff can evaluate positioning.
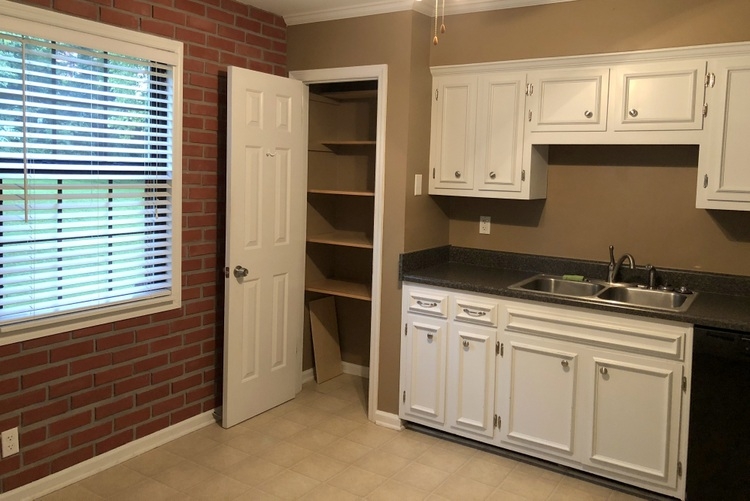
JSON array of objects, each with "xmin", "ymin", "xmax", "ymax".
[
  {"xmin": 21, "ymin": 396, "xmax": 68, "ymax": 425},
  {"xmin": 133, "ymin": 353, "xmax": 168, "ymax": 374},
  {"xmin": 100, "ymin": 6, "xmax": 139, "ymax": 29},
  {"xmin": 176, "ymin": 27, "xmax": 206, "ymax": 45},
  {"xmin": 49, "ymin": 410, "xmax": 92, "ymax": 436},
  {"xmin": 96, "ymin": 332, "xmax": 134, "ymax": 352},
  {"xmin": 206, "ymin": 6, "xmax": 232, "ymax": 24},
  {"xmin": 0, "ymin": 351, "xmax": 48, "ymax": 376},
  {"xmin": 245, "ymin": 32, "xmax": 272, "ymax": 50},
  {"xmin": 24, "ymin": 437, "xmax": 68, "ymax": 464},
  {"xmin": 22, "ymin": 364, "xmax": 68, "ymax": 389},
  {"xmin": 250, "ymin": 6, "xmax": 275, "ymax": 24},
  {"xmin": 112, "ymin": 344, "xmax": 149, "ymax": 364},
  {"xmin": 113, "ymin": 0, "xmax": 151, "ymax": 16},
  {"xmin": 170, "ymin": 345, "xmax": 201, "ymax": 364},
  {"xmin": 72, "ymin": 422, "xmax": 112, "ymax": 447},
  {"xmin": 236, "ymin": 16, "xmax": 260, "ymax": 32},
  {"xmin": 150, "ymin": 334, "xmax": 182, "ymax": 354},
  {"xmin": 114, "ymin": 408, "xmax": 150, "ymax": 430},
  {"xmin": 95, "ymin": 396, "xmax": 133, "ymax": 420},
  {"xmin": 262, "ymin": 24, "xmax": 285, "ymax": 41},
  {"xmin": 0, "ymin": 344, "xmax": 21, "ymax": 357},
  {"xmin": 22, "ymin": 332, "xmax": 70, "ymax": 350},
  {"xmin": 51, "ymin": 445, "xmax": 94, "ymax": 473},
  {"xmin": 186, "ymin": 14, "xmax": 216, "ymax": 33},
  {"xmin": 114, "ymin": 315, "xmax": 150, "ymax": 330},
  {"xmin": 96, "ymin": 430, "xmax": 132, "ymax": 455},
  {"xmin": 1, "ymin": 388, "xmax": 46, "ymax": 414},
  {"xmin": 114, "ymin": 374, "xmax": 150, "ymax": 396},
  {"xmin": 135, "ymin": 324, "xmax": 169, "ymax": 343},
  {"xmin": 185, "ymin": 384, "xmax": 213, "ymax": 404},
  {"xmin": 171, "ymin": 403, "xmax": 201, "ymax": 424},
  {"xmin": 72, "ymin": 323, "xmax": 112, "ymax": 339},
  {"xmin": 53, "ymin": 0, "xmax": 98, "ymax": 18},
  {"xmin": 51, "ymin": 340, "xmax": 95, "ymax": 363},
  {"xmin": 204, "ymin": 368, "xmax": 216, "ymax": 383},
  {"xmin": 49, "ymin": 375, "xmax": 93, "ymax": 399},
  {"xmin": 202, "ymin": 339, "xmax": 216, "ymax": 354},
  {"xmin": 0, "ymin": 376, "xmax": 19, "ymax": 396},
  {"xmin": 174, "ymin": 0, "xmax": 203, "ymax": 15},
  {"xmin": 0, "ymin": 455, "xmax": 21, "ymax": 476},
  {"xmin": 21, "ymin": 426, "xmax": 47, "ymax": 448},
  {"xmin": 185, "ymin": 298, "xmax": 214, "ymax": 315},
  {"xmin": 153, "ymin": 365, "xmax": 183, "ymax": 384},
  {"xmin": 94, "ymin": 365, "xmax": 133, "ymax": 386},
  {"xmin": 71, "ymin": 386, "xmax": 113, "ymax": 409},
  {"xmin": 140, "ymin": 17, "xmax": 175, "ymax": 37},
  {"xmin": 221, "ymin": 0, "xmax": 247, "ymax": 16},
  {"xmin": 152, "ymin": 395, "xmax": 184, "ymax": 416},
  {"xmin": 2, "ymin": 463, "xmax": 49, "ymax": 492},
  {"xmin": 171, "ymin": 373, "xmax": 201, "ymax": 393},
  {"xmin": 135, "ymin": 415, "xmax": 169, "ymax": 439},
  {"xmin": 185, "ymin": 354, "xmax": 214, "ymax": 373},
  {"xmin": 152, "ymin": 308, "xmax": 184, "ymax": 323},
  {"xmin": 136, "ymin": 384, "xmax": 169, "ymax": 406},
  {"xmin": 70, "ymin": 353, "xmax": 112, "ymax": 374},
  {"xmin": 184, "ymin": 327, "xmax": 212, "ymax": 345}
]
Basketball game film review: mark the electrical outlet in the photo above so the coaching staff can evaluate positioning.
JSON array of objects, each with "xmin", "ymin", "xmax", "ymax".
[
  {"xmin": 479, "ymin": 216, "xmax": 491, "ymax": 235},
  {"xmin": 1, "ymin": 427, "xmax": 19, "ymax": 458}
]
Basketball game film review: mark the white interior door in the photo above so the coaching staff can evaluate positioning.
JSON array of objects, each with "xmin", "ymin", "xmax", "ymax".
[{"xmin": 222, "ymin": 67, "xmax": 307, "ymax": 428}]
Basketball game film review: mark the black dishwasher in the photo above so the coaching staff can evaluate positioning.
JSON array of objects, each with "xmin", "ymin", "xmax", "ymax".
[{"xmin": 687, "ymin": 326, "xmax": 750, "ymax": 500}]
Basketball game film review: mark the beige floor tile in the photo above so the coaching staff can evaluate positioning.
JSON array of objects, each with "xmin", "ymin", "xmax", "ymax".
[
  {"xmin": 307, "ymin": 394, "xmax": 352, "ymax": 413},
  {"xmin": 79, "ymin": 465, "xmax": 149, "ymax": 497},
  {"xmin": 299, "ymin": 482, "xmax": 362, "ymax": 501},
  {"xmin": 262, "ymin": 417, "xmax": 308, "ymax": 439},
  {"xmin": 290, "ymin": 453, "xmax": 348, "ymax": 481},
  {"xmin": 377, "ymin": 434, "xmax": 431, "ymax": 460},
  {"xmin": 37, "ymin": 484, "xmax": 104, "ymax": 501},
  {"xmin": 258, "ymin": 441, "xmax": 314, "ymax": 467},
  {"xmin": 319, "ymin": 437, "xmax": 373, "ymax": 463},
  {"xmin": 162, "ymin": 432, "xmax": 220, "ymax": 458},
  {"xmin": 415, "ymin": 446, "xmax": 473, "ymax": 473},
  {"xmin": 555, "ymin": 476, "xmax": 614, "ymax": 500},
  {"xmin": 197, "ymin": 422, "xmax": 250, "ymax": 444},
  {"xmin": 355, "ymin": 449, "xmax": 412, "ymax": 477},
  {"xmin": 107, "ymin": 478, "xmax": 181, "ymax": 501},
  {"xmin": 327, "ymin": 383, "xmax": 367, "ymax": 404},
  {"xmin": 345, "ymin": 424, "xmax": 398, "ymax": 448},
  {"xmin": 232, "ymin": 487, "xmax": 283, "ymax": 500},
  {"xmin": 224, "ymin": 429, "xmax": 280, "ymax": 456},
  {"xmin": 366, "ymin": 479, "xmax": 429, "ymax": 501},
  {"xmin": 191, "ymin": 443, "xmax": 249, "ymax": 472},
  {"xmin": 425, "ymin": 495, "xmax": 451, "ymax": 501},
  {"xmin": 257, "ymin": 469, "xmax": 320, "ymax": 499},
  {"xmin": 181, "ymin": 473, "xmax": 250, "ymax": 500},
  {"xmin": 548, "ymin": 480, "xmax": 611, "ymax": 501},
  {"xmin": 486, "ymin": 487, "xmax": 533, "ymax": 500},
  {"xmin": 151, "ymin": 459, "xmax": 216, "ymax": 491},
  {"xmin": 512, "ymin": 462, "xmax": 563, "ymax": 482},
  {"xmin": 286, "ymin": 427, "xmax": 339, "ymax": 451},
  {"xmin": 282, "ymin": 406, "xmax": 330, "ymax": 427},
  {"xmin": 223, "ymin": 456, "xmax": 285, "ymax": 486},
  {"xmin": 608, "ymin": 491, "xmax": 646, "ymax": 500},
  {"xmin": 394, "ymin": 462, "xmax": 452, "ymax": 492},
  {"xmin": 455, "ymin": 455, "xmax": 514, "ymax": 487},
  {"xmin": 499, "ymin": 469, "xmax": 560, "ymax": 500},
  {"xmin": 328, "ymin": 465, "xmax": 387, "ymax": 497},
  {"xmin": 336, "ymin": 402, "xmax": 372, "ymax": 423},
  {"xmin": 434, "ymin": 474, "xmax": 496, "ymax": 501},
  {"xmin": 311, "ymin": 414, "xmax": 365, "ymax": 437},
  {"xmin": 123, "ymin": 448, "xmax": 184, "ymax": 477}
]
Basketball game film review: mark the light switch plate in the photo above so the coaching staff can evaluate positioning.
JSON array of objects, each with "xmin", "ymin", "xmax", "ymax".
[{"xmin": 479, "ymin": 216, "xmax": 491, "ymax": 235}]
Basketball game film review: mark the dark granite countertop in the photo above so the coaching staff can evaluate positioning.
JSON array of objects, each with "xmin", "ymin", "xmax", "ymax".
[{"xmin": 400, "ymin": 246, "xmax": 750, "ymax": 333}]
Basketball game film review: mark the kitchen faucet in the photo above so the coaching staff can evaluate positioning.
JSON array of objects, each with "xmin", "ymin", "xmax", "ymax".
[{"xmin": 608, "ymin": 245, "xmax": 635, "ymax": 283}]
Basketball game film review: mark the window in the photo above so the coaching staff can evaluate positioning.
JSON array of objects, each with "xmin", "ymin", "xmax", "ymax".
[{"xmin": 0, "ymin": 2, "xmax": 182, "ymax": 343}]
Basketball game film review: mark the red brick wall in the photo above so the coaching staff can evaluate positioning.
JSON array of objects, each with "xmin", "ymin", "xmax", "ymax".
[{"xmin": 0, "ymin": 0, "xmax": 286, "ymax": 493}]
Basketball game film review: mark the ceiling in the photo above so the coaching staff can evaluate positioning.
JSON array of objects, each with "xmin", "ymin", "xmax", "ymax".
[{"xmin": 244, "ymin": 0, "xmax": 576, "ymax": 26}]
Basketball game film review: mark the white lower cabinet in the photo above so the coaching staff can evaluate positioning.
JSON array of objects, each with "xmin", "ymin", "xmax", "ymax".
[{"xmin": 400, "ymin": 283, "xmax": 692, "ymax": 500}]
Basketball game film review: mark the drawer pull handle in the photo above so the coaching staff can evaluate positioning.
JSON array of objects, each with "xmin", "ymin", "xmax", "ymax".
[
  {"xmin": 463, "ymin": 308, "xmax": 487, "ymax": 317},
  {"xmin": 416, "ymin": 300, "xmax": 438, "ymax": 308},
  {"xmin": 427, "ymin": 333, "xmax": 434, "ymax": 341},
  {"xmin": 561, "ymin": 360, "xmax": 569, "ymax": 368},
  {"xmin": 462, "ymin": 340, "xmax": 470, "ymax": 348},
  {"xmin": 600, "ymin": 367, "xmax": 608, "ymax": 376}
]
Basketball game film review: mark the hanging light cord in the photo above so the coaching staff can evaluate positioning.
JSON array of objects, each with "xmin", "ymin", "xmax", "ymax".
[{"xmin": 433, "ymin": 0, "xmax": 446, "ymax": 45}]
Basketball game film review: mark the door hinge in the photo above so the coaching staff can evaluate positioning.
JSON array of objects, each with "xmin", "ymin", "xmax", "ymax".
[
  {"xmin": 703, "ymin": 173, "xmax": 709, "ymax": 189},
  {"xmin": 404, "ymin": 323, "xmax": 408, "ymax": 336},
  {"xmin": 496, "ymin": 415, "xmax": 501, "ymax": 429},
  {"xmin": 224, "ymin": 266, "xmax": 229, "ymax": 278},
  {"xmin": 402, "ymin": 390, "xmax": 406, "ymax": 403},
  {"xmin": 703, "ymin": 102, "xmax": 708, "ymax": 117},
  {"xmin": 521, "ymin": 170, "xmax": 526, "ymax": 182},
  {"xmin": 493, "ymin": 414, "xmax": 497, "ymax": 427},
  {"xmin": 528, "ymin": 110, "xmax": 532, "ymax": 122},
  {"xmin": 677, "ymin": 461, "xmax": 683, "ymax": 477},
  {"xmin": 435, "ymin": 89, "xmax": 439, "ymax": 101},
  {"xmin": 682, "ymin": 376, "xmax": 687, "ymax": 392},
  {"xmin": 495, "ymin": 341, "xmax": 500, "ymax": 355},
  {"xmin": 526, "ymin": 83, "xmax": 533, "ymax": 96},
  {"xmin": 500, "ymin": 343, "xmax": 504, "ymax": 357},
  {"xmin": 432, "ymin": 168, "xmax": 435, "ymax": 179},
  {"xmin": 705, "ymin": 72, "xmax": 716, "ymax": 88}
]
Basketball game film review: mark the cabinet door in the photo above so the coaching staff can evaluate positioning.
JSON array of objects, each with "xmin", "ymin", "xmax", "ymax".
[
  {"xmin": 697, "ymin": 56, "xmax": 750, "ymax": 209},
  {"xmin": 610, "ymin": 60, "xmax": 706, "ymax": 131},
  {"xmin": 584, "ymin": 355, "xmax": 683, "ymax": 488},
  {"xmin": 475, "ymin": 72, "xmax": 526, "ymax": 193},
  {"xmin": 429, "ymin": 74, "xmax": 477, "ymax": 191},
  {"xmin": 498, "ymin": 335, "xmax": 578, "ymax": 458},
  {"xmin": 400, "ymin": 313, "xmax": 448, "ymax": 425},
  {"xmin": 446, "ymin": 322, "xmax": 497, "ymax": 438},
  {"xmin": 527, "ymin": 67, "xmax": 609, "ymax": 132}
]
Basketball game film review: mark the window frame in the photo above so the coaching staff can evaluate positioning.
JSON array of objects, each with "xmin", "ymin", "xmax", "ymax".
[{"xmin": 0, "ymin": 0, "xmax": 183, "ymax": 346}]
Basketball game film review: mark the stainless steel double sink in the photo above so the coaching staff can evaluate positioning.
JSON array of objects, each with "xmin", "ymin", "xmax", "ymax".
[{"xmin": 509, "ymin": 274, "xmax": 697, "ymax": 312}]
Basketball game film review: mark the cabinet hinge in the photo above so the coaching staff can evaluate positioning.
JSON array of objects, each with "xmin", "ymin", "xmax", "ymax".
[
  {"xmin": 526, "ymin": 83, "xmax": 533, "ymax": 96},
  {"xmin": 224, "ymin": 266, "xmax": 229, "ymax": 278},
  {"xmin": 677, "ymin": 461, "xmax": 683, "ymax": 477},
  {"xmin": 705, "ymin": 72, "xmax": 716, "ymax": 88},
  {"xmin": 497, "ymin": 415, "xmax": 501, "ymax": 429},
  {"xmin": 402, "ymin": 390, "xmax": 406, "ymax": 403},
  {"xmin": 432, "ymin": 168, "xmax": 435, "ymax": 179},
  {"xmin": 702, "ymin": 103, "xmax": 708, "ymax": 117},
  {"xmin": 521, "ymin": 170, "xmax": 526, "ymax": 182},
  {"xmin": 404, "ymin": 324, "xmax": 408, "ymax": 336},
  {"xmin": 493, "ymin": 414, "xmax": 497, "ymax": 427},
  {"xmin": 682, "ymin": 376, "xmax": 687, "ymax": 392},
  {"xmin": 528, "ymin": 110, "xmax": 532, "ymax": 122},
  {"xmin": 495, "ymin": 341, "xmax": 500, "ymax": 355},
  {"xmin": 500, "ymin": 343, "xmax": 504, "ymax": 357},
  {"xmin": 435, "ymin": 89, "xmax": 439, "ymax": 101}
]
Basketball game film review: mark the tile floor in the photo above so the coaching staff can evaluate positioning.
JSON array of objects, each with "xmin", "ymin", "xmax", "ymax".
[{"xmin": 39, "ymin": 375, "xmax": 644, "ymax": 500}]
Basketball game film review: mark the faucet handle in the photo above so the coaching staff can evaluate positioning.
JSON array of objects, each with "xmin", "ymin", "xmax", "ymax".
[
  {"xmin": 645, "ymin": 264, "xmax": 656, "ymax": 289},
  {"xmin": 608, "ymin": 245, "xmax": 615, "ymax": 264}
]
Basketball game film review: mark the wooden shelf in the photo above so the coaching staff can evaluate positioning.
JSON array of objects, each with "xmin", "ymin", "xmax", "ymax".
[
  {"xmin": 320, "ymin": 140, "xmax": 376, "ymax": 147},
  {"xmin": 308, "ymin": 189, "xmax": 375, "ymax": 197},
  {"xmin": 307, "ymin": 231, "xmax": 373, "ymax": 249},
  {"xmin": 320, "ymin": 89, "xmax": 377, "ymax": 101},
  {"xmin": 306, "ymin": 278, "xmax": 371, "ymax": 301}
]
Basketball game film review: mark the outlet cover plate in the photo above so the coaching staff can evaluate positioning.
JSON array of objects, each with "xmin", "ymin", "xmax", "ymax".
[
  {"xmin": 2, "ymin": 427, "xmax": 19, "ymax": 458},
  {"xmin": 479, "ymin": 216, "xmax": 491, "ymax": 235}
]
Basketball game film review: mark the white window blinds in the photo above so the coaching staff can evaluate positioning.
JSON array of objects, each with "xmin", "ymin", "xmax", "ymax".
[{"xmin": 0, "ymin": 31, "xmax": 175, "ymax": 326}]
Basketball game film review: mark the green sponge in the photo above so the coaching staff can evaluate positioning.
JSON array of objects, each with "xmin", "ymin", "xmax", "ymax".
[{"xmin": 562, "ymin": 274, "xmax": 586, "ymax": 282}]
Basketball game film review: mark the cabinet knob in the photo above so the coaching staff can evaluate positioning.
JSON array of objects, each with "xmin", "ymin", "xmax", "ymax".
[
  {"xmin": 462, "ymin": 340, "xmax": 470, "ymax": 348},
  {"xmin": 454, "ymin": 171, "xmax": 461, "ymax": 179},
  {"xmin": 584, "ymin": 110, "xmax": 593, "ymax": 119},
  {"xmin": 600, "ymin": 367, "xmax": 608, "ymax": 376},
  {"xmin": 427, "ymin": 333, "xmax": 434, "ymax": 341},
  {"xmin": 489, "ymin": 171, "xmax": 497, "ymax": 180},
  {"xmin": 561, "ymin": 360, "xmax": 569, "ymax": 368},
  {"xmin": 628, "ymin": 108, "xmax": 639, "ymax": 118}
]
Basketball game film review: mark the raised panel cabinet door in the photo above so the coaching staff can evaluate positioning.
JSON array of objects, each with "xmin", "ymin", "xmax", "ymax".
[
  {"xmin": 400, "ymin": 314, "xmax": 448, "ymax": 425},
  {"xmin": 585, "ymin": 355, "xmax": 683, "ymax": 488},
  {"xmin": 446, "ymin": 323, "xmax": 497, "ymax": 438},
  {"xmin": 697, "ymin": 56, "xmax": 750, "ymax": 209},
  {"xmin": 611, "ymin": 59, "xmax": 706, "ymax": 131},
  {"xmin": 528, "ymin": 67, "xmax": 609, "ymax": 132},
  {"xmin": 429, "ymin": 74, "xmax": 477, "ymax": 191},
  {"xmin": 498, "ymin": 336, "xmax": 578, "ymax": 457},
  {"xmin": 475, "ymin": 72, "xmax": 526, "ymax": 193}
]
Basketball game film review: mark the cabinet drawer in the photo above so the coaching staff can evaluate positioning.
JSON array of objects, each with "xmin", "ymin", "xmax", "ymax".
[
  {"xmin": 407, "ymin": 289, "xmax": 448, "ymax": 318},
  {"xmin": 453, "ymin": 296, "xmax": 498, "ymax": 326}
]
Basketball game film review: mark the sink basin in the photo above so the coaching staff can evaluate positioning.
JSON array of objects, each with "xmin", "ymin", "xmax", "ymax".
[
  {"xmin": 511, "ymin": 275, "xmax": 607, "ymax": 297},
  {"xmin": 596, "ymin": 286, "xmax": 697, "ymax": 312}
]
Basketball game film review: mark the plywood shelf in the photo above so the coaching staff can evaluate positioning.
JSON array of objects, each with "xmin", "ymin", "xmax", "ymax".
[
  {"xmin": 305, "ymin": 278, "xmax": 371, "ymax": 301},
  {"xmin": 307, "ymin": 231, "xmax": 373, "ymax": 249},
  {"xmin": 308, "ymin": 189, "xmax": 375, "ymax": 197},
  {"xmin": 320, "ymin": 140, "xmax": 376, "ymax": 147}
]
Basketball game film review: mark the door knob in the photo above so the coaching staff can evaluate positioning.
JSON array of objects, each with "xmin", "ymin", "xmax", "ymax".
[{"xmin": 233, "ymin": 265, "xmax": 249, "ymax": 278}]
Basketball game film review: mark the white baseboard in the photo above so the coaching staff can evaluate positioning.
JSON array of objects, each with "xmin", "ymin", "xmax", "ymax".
[
  {"xmin": 301, "ymin": 368, "xmax": 314, "ymax": 384},
  {"xmin": 374, "ymin": 410, "xmax": 404, "ymax": 431},
  {"xmin": 301, "ymin": 362, "xmax": 369, "ymax": 386},
  {"xmin": 1, "ymin": 410, "xmax": 216, "ymax": 501}
]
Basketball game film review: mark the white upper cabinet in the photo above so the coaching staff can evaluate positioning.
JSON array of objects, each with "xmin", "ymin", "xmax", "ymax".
[
  {"xmin": 696, "ymin": 55, "xmax": 750, "ymax": 210},
  {"xmin": 610, "ymin": 60, "xmax": 707, "ymax": 131},
  {"xmin": 527, "ymin": 67, "xmax": 610, "ymax": 132},
  {"xmin": 429, "ymin": 74, "xmax": 477, "ymax": 191}
]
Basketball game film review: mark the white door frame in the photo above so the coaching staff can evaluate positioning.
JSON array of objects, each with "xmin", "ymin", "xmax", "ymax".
[{"xmin": 289, "ymin": 64, "xmax": 387, "ymax": 424}]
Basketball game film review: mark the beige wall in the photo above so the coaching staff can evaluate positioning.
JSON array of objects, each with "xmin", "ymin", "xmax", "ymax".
[{"xmin": 289, "ymin": 0, "xmax": 750, "ymax": 414}]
